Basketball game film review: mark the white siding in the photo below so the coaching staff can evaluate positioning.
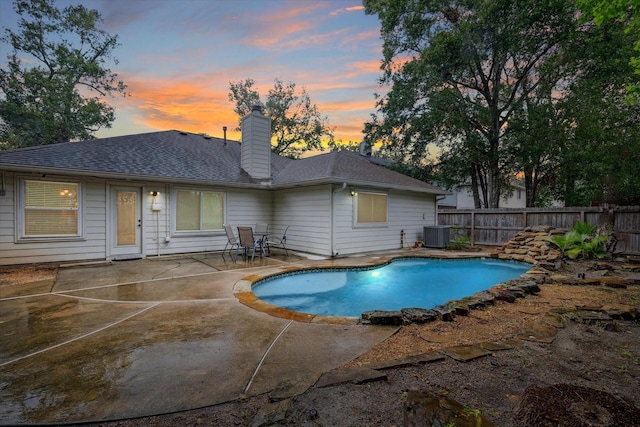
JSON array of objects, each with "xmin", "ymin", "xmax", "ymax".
[
  {"xmin": 241, "ymin": 110, "xmax": 271, "ymax": 180},
  {"xmin": 0, "ymin": 175, "xmax": 275, "ymax": 265},
  {"xmin": 272, "ymin": 185, "xmax": 332, "ymax": 255},
  {"xmin": 333, "ymin": 188, "xmax": 436, "ymax": 256},
  {"xmin": 143, "ymin": 185, "xmax": 273, "ymax": 257},
  {"xmin": 439, "ymin": 185, "xmax": 526, "ymax": 209},
  {"xmin": 0, "ymin": 173, "xmax": 439, "ymax": 265},
  {"xmin": 0, "ymin": 173, "xmax": 107, "ymax": 265}
]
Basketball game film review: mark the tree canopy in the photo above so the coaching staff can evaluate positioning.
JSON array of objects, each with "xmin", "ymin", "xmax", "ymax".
[
  {"xmin": 577, "ymin": 0, "xmax": 639, "ymax": 102},
  {"xmin": 364, "ymin": 0, "xmax": 640, "ymax": 207},
  {"xmin": 0, "ymin": 0, "xmax": 127, "ymax": 149},
  {"xmin": 228, "ymin": 78, "xmax": 335, "ymax": 158}
]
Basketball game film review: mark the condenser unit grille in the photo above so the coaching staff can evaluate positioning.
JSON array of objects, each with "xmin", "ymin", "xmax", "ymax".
[{"xmin": 423, "ymin": 226, "xmax": 451, "ymax": 248}]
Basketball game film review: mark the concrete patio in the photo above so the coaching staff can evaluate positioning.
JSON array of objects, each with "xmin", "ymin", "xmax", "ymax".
[{"xmin": 0, "ymin": 249, "xmax": 455, "ymax": 425}]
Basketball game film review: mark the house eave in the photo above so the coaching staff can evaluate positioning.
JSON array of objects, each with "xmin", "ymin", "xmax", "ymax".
[
  {"xmin": 0, "ymin": 165, "xmax": 261, "ymax": 189},
  {"xmin": 270, "ymin": 177, "xmax": 450, "ymax": 195},
  {"xmin": 0, "ymin": 164, "xmax": 450, "ymax": 195}
]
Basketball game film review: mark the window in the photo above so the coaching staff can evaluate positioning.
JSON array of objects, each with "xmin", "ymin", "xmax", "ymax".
[
  {"xmin": 21, "ymin": 179, "xmax": 81, "ymax": 237},
  {"xmin": 175, "ymin": 190, "xmax": 224, "ymax": 231},
  {"xmin": 356, "ymin": 192, "xmax": 387, "ymax": 224}
]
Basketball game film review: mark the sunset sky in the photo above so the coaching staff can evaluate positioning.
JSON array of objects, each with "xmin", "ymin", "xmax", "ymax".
[{"xmin": 0, "ymin": 0, "xmax": 385, "ymax": 145}]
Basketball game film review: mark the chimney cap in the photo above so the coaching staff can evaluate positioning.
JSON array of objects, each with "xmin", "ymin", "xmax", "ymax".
[{"xmin": 250, "ymin": 104, "xmax": 264, "ymax": 114}]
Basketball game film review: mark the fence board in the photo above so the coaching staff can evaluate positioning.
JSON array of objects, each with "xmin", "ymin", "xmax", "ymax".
[{"xmin": 438, "ymin": 207, "xmax": 640, "ymax": 254}]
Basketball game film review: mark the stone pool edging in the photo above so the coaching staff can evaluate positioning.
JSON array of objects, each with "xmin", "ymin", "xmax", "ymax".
[
  {"xmin": 363, "ymin": 226, "xmax": 640, "ymax": 326},
  {"xmin": 232, "ymin": 254, "xmax": 537, "ymax": 325},
  {"xmin": 233, "ymin": 228, "xmax": 639, "ymax": 325}
]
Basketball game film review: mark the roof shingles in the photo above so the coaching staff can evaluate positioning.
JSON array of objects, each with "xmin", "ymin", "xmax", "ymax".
[{"xmin": 0, "ymin": 130, "xmax": 447, "ymax": 194}]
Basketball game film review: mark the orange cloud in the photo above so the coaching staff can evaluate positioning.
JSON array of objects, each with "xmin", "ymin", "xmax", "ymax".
[{"xmin": 112, "ymin": 72, "xmax": 372, "ymax": 144}]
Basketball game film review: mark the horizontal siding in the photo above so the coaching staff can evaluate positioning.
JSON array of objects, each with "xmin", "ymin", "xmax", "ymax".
[
  {"xmin": 0, "ymin": 175, "xmax": 107, "ymax": 265},
  {"xmin": 144, "ymin": 186, "xmax": 273, "ymax": 257},
  {"xmin": 333, "ymin": 189, "xmax": 436, "ymax": 255},
  {"xmin": 272, "ymin": 185, "xmax": 331, "ymax": 255},
  {"xmin": 1, "ymin": 171, "xmax": 443, "ymax": 265}
]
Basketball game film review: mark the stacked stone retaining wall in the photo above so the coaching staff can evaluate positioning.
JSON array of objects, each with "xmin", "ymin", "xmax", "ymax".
[{"xmin": 491, "ymin": 225, "xmax": 565, "ymax": 270}]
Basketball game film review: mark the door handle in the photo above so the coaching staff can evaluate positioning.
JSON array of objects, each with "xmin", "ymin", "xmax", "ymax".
[{"xmin": 138, "ymin": 219, "xmax": 141, "ymax": 228}]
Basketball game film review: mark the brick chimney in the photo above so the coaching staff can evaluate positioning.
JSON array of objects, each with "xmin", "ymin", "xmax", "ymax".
[{"xmin": 241, "ymin": 104, "xmax": 271, "ymax": 180}]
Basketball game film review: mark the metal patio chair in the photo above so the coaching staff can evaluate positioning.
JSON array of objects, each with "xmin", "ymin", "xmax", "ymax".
[
  {"xmin": 222, "ymin": 224, "xmax": 240, "ymax": 261},
  {"xmin": 268, "ymin": 225, "xmax": 290, "ymax": 256},
  {"xmin": 236, "ymin": 226, "xmax": 261, "ymax": 262}
]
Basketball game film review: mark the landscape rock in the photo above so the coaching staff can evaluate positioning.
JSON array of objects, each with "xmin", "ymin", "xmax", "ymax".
[
  {"xmin": 434, "ymin": 307, "xmax": 456, "ymax": 321},
  {"xmin": 316, "ymin": 367, "xmax": 387, "ymax": 388},
  {"xmin": 401, "ymin": 308, "xmax": 438, "ymax": 324},
  {"xmin": 361, "ymin": 310, "xmax": 404, "ymax": 325}
]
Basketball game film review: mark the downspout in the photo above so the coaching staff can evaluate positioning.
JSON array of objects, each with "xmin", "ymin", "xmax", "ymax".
[
  {"xmin": 331, "ymin": 183, "xmax": 348, "ymax": 257},
  {"xmin": 435, "ymin": 195, "xmax": 447, "ymax": 225}
]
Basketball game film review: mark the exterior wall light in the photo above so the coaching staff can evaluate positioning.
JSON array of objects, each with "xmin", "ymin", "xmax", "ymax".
[
  {"xmin": 149, "ymin": 191, "xmax": 159, "ymax": 197},
  {"xmin": 350, "ymin": 187, "xmax": 357, "ymax": 196}
]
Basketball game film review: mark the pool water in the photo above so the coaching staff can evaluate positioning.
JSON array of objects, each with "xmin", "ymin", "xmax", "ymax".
[{"xmin": 252, "ymin": 258, "xmax": 531, "ymax": 317}]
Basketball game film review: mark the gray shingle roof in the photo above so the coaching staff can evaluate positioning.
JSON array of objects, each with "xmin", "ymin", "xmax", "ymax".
[
  {"xmin": 273, "ymin": 150, "xmax": 447, "ymax": 194},
  {"xmin": 0, "ymin": 130, "xmax": 447, "ymax": 194}
]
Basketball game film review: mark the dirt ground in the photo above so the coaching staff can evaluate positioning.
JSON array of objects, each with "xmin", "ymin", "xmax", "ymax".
[{"xmin": 2, "ymin": 260, "xmax": 640, "ymax": 427}]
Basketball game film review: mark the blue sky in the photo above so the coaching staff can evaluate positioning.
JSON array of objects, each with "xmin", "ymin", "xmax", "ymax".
[{"xmin": 0, "ymin": 0, "xmax": 384, "ymax": 144}]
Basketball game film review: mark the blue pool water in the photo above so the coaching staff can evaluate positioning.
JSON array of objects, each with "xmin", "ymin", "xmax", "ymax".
[{"xmin": 253, "ymin": 258, "xmax": 530, "ymax": 317}]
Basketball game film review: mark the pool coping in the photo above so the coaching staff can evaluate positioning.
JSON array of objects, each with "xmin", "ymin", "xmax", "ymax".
[{"xmin": 233, "ymin": 253, "xmax": 536, "ymax": 324}]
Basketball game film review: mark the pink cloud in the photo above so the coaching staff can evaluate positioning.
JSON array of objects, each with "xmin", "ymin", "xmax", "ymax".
[{"xmin": 330, "ymin": 5, "xmax": 365, "ymax": 16}]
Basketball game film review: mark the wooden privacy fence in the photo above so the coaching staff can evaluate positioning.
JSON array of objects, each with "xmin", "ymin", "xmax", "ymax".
[{"xmin": 437, "ymin": 206, "xmax": 640, "ymax": 255}]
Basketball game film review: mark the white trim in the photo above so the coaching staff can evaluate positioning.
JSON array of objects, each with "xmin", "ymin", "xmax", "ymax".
[
  {"xmin": 352, "ymin": 191, "xmax": 389, "ymax": 228},
  {"xmin": 15, "ymin": 176, "xmax": 85, "ymax": 242},
  {"xmin": 171, "ymin": 186, "xmax": 227, "ymax": 236}
]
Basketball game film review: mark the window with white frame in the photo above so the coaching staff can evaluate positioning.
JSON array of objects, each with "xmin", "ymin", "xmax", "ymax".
[
  {"xmin": 355, "ymin": 192, "xmax": 388, "ymax": 224},
  {"xmin": 21, "ymin": 179, "xmax": 81, "ymax": 237},
  {"xmin": 175, "ymin": 189, "xmax": 224, "ymax": 231}
]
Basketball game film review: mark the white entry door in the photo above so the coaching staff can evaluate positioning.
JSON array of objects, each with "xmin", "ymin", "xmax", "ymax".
[{"xmin": 110, "ymin": 186, "xmax": 143, "ymax": 259}]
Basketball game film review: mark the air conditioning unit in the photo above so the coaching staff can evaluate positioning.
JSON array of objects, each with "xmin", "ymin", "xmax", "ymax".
[{"xmin": 423, "ymin": 226, "xmax": 451, "ymax": 248}]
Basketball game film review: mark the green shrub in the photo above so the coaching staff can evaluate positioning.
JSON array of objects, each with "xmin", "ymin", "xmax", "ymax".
[
  {"xmin": 446, "ymin": 236, "xmax": 471, "ymax": 250},
  {"xmin": 547, "ymin": 221, "xmax": 611, "ymax": 260}
]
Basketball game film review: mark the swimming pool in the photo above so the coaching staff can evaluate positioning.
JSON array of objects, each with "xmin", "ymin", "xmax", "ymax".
[{"xmin": 252, "ymin": 258, "xmax": 531, "ymax": 317}]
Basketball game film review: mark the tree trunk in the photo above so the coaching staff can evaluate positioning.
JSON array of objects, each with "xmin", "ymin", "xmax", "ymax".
[
  {"xmin": 524, "ymin": 168, "xmax": 536, "ymax": 207},
  {"xmin": 471, "ymin": 165, "xmax": 482, "ymax": 208}
]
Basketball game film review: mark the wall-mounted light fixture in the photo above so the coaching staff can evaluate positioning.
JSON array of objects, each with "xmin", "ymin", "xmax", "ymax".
[
  {"xmin": 350, "ymin": 187, "xmax": 357, "ymax": 196},
  {"xmin": 149, "ymin": 191, "xmax": 159, "ymax": 197}
]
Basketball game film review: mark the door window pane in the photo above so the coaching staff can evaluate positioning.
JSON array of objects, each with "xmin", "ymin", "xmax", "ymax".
[{"xmin": 116, "ymin": 191, "xmax": 137, "ymax": 245}]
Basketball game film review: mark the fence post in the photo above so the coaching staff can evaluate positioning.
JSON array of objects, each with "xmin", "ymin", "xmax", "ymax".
[{"xmin": 470, "ymin": 211, "xmax": 475, "ymax": 244}]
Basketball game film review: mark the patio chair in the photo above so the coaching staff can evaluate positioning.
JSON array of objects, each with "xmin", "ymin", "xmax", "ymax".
[
  {"xmin": 255, "ymin": 223, "xmax": 270, "ymax": 254},
  {"xmin": 268, "ymin": 225, "xmax": 290, "ymax": 256},
  {"xmin": 236, "ymin": 226, "xmax": 261, "ymax": 262},
  {"xmin": 223, "ymin": 224, "xmax": 240, "ymax": 261}
]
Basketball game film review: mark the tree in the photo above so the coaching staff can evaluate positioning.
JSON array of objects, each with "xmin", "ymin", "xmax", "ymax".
[
  {"xmin": 228, "ymin": 78, "xmax": 335, "ymax": 158},
  {"xmin": 0, "ymin": 0, "xmax": 127, "ymax": 149},
  {"xmin": 364, "ymin": 0, "xmax": 578, "ymax": 208},
  {"xmin": 576, "ymin": 0, "xmax": 639, "ymax": 102}
]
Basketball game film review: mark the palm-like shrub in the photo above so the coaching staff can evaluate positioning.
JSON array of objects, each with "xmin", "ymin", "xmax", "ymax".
[{"xmin": 548, "ymin": 221, "xmax": 610, "ymax": 260}]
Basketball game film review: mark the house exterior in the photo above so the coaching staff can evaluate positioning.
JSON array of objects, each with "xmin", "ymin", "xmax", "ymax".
[
  {"xmin": 0, "ymin": 108, "xmax": 449, "ymax": 266},
  {"xmin": 437, "ymin": 184, "xmax": 527, "ymax": 209}
]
